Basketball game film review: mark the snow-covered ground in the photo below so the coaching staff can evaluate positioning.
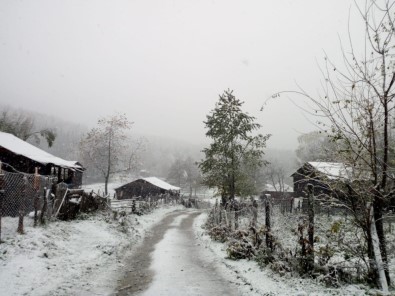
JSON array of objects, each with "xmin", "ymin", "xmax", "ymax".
[
  {"xmin": 1, "ymin": 205, "xmax": 392, "ymax": 296},
  {"xmin": 0, "ymin": 205, "xmax": 183, "ymax": 296},
  {"xmin": 193, "ymin": 212, "xmax": 372, "ymax": 296},
  {"xmin": 83, "ymin": 182, "xmax": 124, "ymax": 198}
]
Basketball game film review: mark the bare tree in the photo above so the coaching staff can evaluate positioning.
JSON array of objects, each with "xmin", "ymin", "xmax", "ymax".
[
  {"xmin": 0, "ymin": 109, "xmax": 56, "ymax": 147},
  {"xmin": 79, "ymin": 113, "xmax": 139, "ymax": 195},
  {"xmin": 272, "ymin": 0, "xmax": 395, "ymax": 289},
  {"xmin": 263, "ymin": 162, "xmax": 286, "ymax": 192}
]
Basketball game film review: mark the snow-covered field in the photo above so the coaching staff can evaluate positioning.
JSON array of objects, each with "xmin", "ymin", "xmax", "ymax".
[
  {"xmin": 0, "ymin": 205, "xmax": 183, "ymax": 296},
  {"xmin": 193, "ymin": 212, "xmax": 374, "ymax": 296},
  {"xmin": 83, "ymin": 182, "xmax": 124, "ymax": 198}
]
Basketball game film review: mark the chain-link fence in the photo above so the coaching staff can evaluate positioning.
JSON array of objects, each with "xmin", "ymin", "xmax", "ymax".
[
  {"xmin": 0, "ymin": 168, "xmax": 57, "ymax": 240},
  {"xmin": 1, "ymin": 171, "xmax": 54, "ymax": 218}
]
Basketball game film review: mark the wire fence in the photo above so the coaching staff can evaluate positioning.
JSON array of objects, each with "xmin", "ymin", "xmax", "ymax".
[
  {"xmin": 207, "ymin": 196, "xmax": 353, "ymax": 230},
  {"xmin": 0, "ymin": 168, "xmax": 59, "ymax": 241},
  {"xmin": 204, "ymin": 194, "xmax": 395, "ymax": 285},
  {"xmin": 1, "ymin": 171, "xmax": 55, "ymax": 218}
]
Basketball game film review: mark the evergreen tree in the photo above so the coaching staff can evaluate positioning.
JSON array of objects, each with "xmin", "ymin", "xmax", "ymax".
[{"xmin": 198, "ymin": 90, "xmax": 270, "ymax": 204}]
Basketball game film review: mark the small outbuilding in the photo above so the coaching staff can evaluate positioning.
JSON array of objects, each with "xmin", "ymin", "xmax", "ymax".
[
  {"xmin": 115, "ymin": 177, "xmax": 180, "ymax": 200},
  {"xmin": 0, "ymin": 131, "xmax": 84, "ymax": 188},
  {"xmin": 291, "ymin": 162, "xmax": 350, "ymax": 198}
]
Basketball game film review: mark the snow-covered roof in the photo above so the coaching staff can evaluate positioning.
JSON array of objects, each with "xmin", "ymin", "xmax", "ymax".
[
  {"xmin": 142, "ymin": 177, "xmax": 180, "ymax": 191},
  {"xmin": 116, "ymin": 176, "xmax": 180, "ymax": 191},
  {"xmin": 0, "ymin": 132, "xmax": 83, "ymax": 171},
  {"xmin": 307, "ymin": 162, "xmax": 350, "ymax": 180}
]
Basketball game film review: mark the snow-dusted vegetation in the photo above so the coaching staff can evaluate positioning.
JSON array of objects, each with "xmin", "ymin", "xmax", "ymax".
[
  {"xmin": 2, "ymin": 0, "xmax": 395, "ymax": 294},
  {"xmin": 202, "ymin": 203, "xmax": 395, "ymax": 294}
]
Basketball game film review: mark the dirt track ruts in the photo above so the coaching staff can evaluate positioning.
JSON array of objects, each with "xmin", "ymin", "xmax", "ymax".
[{"xmin": 116, "ymin": 209, "xmax": 237, "ymax": 296}]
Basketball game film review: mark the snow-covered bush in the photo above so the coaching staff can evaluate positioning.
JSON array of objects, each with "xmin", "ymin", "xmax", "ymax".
[
  {"xmin": 227, "ymin": 238, "xmax": 255, "ymax": 260},
  {"xmin": 207, "ymin": 225, "xmax": 231, "ymax": 243}
]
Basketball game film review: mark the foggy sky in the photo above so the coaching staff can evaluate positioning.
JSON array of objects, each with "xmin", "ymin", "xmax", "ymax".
[{"xmin": 0, "ymin": 0, "xmax": 364, "ymax": 149}]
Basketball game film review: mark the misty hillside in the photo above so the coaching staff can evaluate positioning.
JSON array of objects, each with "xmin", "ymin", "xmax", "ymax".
[{"xmin": 0, "ymin": 104, "xmax": 296, "ymax": 188}]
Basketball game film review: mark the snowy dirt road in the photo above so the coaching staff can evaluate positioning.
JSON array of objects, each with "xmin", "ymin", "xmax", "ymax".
[{"xmin": 116, "ymin": 210, "xmax": 238, "ymax": 296}]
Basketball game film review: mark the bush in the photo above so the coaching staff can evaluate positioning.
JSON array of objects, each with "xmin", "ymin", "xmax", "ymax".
[
  {"xmin": 227, "ymin": 238, "xmax": 255, "ymax": 260},
  {"xmin": 207, "ymin": 226, "xmax": 231, "ymax": 243}
]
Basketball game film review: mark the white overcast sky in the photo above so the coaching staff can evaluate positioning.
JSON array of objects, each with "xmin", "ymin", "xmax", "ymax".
[{"xmin": 0, "ymin": 0, "xmax": 365, "ymax": 149}]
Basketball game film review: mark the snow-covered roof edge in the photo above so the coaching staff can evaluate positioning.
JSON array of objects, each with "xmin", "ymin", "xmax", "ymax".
[
  {"xmin": 116, "ymin": 177, "xmax": 180, "ymax": 191},
  {"xmin": 0, "ymin": 132, "xmax": 83, "ymax": 171},
  {"xmin": 307, "ymin": 162, "xmax": 350, "ymax": 180},
  {"xmin": 143, "ymin": 177, "xmax": 180, "ymax": 191}
]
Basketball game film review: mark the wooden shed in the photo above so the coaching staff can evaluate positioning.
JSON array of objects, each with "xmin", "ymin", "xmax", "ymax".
[
  {"xmin": 0, "ymin": 131, "xmax": 84, "ymax": 188},
  {"xmin": 115, "ymin": 177, "xmax": 180, "ymax": 200},
  {"xmin": 291, "ymin": 162, "xmax": 350, "ymax": 198}
]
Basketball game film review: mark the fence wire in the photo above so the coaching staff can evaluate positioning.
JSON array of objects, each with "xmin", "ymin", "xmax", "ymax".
[{"xmin": 1, "ymin": 171, "xmax": 54, "ymax": 218}]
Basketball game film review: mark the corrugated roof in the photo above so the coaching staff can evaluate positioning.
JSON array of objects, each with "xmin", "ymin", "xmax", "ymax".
[{"xmin": 0, "ymin": 131, "xmax": 83, "ymax": 170}]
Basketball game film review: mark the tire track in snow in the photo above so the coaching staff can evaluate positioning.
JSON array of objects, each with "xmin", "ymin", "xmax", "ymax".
[{"xmin": 116, "ymin": 209, "xmax": 238, "ymax": 296}]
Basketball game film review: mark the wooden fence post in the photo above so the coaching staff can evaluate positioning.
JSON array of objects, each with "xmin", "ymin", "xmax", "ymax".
[
  {"xmin": 265, "ymin": 194, "xmax": 273, "ymax": 250},
  {"xmin": 54, "ymin": 183, "xmax": 68, "ymax": 219},
  {"xmin": 223, "ymin": 209, "xmax": 228, "ymax": 227},
  {"xmin": 40, "ymin": 187, "xmax": 50, "ymax": 224},
  {"xmin": 252, "ymin": 199, "xmax": 258, "ymax": 228},
  {"xmin": 132, "ymin": 199, "xmax": 136, "ymax": 214},
  {"xmin": 33, "ymin": 168, "xmax": 39, "ymax": 227},
  {"xmin": 17, "ymin": 176, "xmax": 28, "ymax": 234},
  {"xmin": 213, "ymin": 199, "xmax": 218, "ymax": 225},
  {"xmin": 219, "ymin": 205, "xmax": 222, "ymax": 225},
  {"xmin": 290, "ymin": 197, "xmax": 293, "ymax": 213},
  {"xmin": 234, "ymin": 201, "xmax": 239, "ymax": 229},
  {"xmin": 0, "ymin": 167, "xmax": 4, "ymax": 243},
  {"xmin": 307, "ymin": 184, "xmax": 315, "ymax": 272},
  {"xmin": 33, "ymin": 195, "xmax": 39, "ymax": 227}
]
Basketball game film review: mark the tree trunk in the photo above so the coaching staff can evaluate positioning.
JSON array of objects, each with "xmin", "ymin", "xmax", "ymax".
[
  {"xmin": 366, "ymin": 220, "xmax": 378, "ymax": 286},
  {"xmin": 373, "ymin": 196, "xmax": 390, "ymax": 284},
  {"xmin": 369, "ymin": 203, "xmax": 389, "ymax": 292},
  {"xmin": 104, "ymin": 176, "xmax": 109, "ymax": 196},
  {"xmin": 265, "ymin": 195, "xmax": 272, "ymax": 250},
  {"xmin": 307, "ymin": 184, "xmax": 314, "ymax": 272}
]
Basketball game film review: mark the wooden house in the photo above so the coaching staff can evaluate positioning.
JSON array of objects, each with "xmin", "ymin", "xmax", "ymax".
[
  {"xmin": 115, "ymin": 177, "xmax": 180, "ymax": 200},
  {"xmin": 0, "ymin": 131, "xmax": 84, "ymax": 188},
  {"xmin": 291, "ymin": 162, "xmax": 350, "ymax": 198},
  {"xmin": 292, "ymin": 162, "xmax": 395, "ymax": 214}
]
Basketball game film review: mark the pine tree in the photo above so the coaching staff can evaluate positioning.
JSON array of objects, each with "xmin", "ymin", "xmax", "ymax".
[{"xmin": 198, "ymin": 90, "xmax": 270, "ymax": 205}]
